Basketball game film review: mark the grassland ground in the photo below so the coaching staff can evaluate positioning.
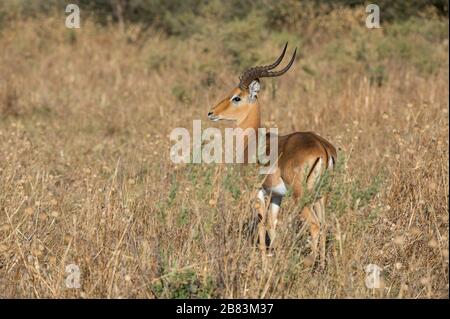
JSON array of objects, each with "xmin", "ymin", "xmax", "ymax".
[{"xmin": 0, "ymin": 8, "xmax": 448, "ymax": 298}]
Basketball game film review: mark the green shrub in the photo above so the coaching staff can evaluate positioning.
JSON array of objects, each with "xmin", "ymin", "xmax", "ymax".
[{"xmin": 152, "ymin": 269, "xmax": 216, "ymax": 298}]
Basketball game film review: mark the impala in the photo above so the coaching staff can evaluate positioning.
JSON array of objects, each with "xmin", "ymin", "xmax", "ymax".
[{"xmin": 207, "ymin": 43, "xmax": 337, "ymax": 266}]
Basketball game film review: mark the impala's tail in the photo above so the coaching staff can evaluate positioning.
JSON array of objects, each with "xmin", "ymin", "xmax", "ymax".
[{"xmin": 315, "ymin": 134, "xmax": 337, "ymax": 170}]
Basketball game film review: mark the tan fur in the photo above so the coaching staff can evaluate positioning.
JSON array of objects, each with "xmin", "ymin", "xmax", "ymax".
[{"xmin": 208, "ymin": 85, "xmax": 336, "ymax": 267}]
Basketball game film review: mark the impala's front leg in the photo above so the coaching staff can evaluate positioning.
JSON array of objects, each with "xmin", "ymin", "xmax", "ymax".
[
  {"xmin": 256, "ymin": 188, "xmax": 267, "ymax": 252},
  {"xmin": 263, "ymin": 168, "xmax": 286, "ymax": 253},
  {"xmin": 267, "ymin": 195, "xmax": 282, "ymax": 251}
]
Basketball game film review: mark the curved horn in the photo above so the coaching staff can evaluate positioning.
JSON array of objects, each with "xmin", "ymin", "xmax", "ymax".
[
  {"xmin": 263, "ymin": 42, "xmax": 288, "ymax": 71},
  {"xmin": 261, "ymin": 48, "xmax": 297, "ymax": 78},
  {"xmin": 239, "ymin": 44, "xmax": 297, "ymax": 90}
]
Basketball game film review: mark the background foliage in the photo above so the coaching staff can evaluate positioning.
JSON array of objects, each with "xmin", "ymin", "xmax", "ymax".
[{"xmin": 0, "ymin": 0, "xmax": 448, "ymax": 298}]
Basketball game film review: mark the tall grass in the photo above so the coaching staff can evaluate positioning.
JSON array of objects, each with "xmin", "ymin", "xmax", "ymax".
[{"xmin": 0, "ymin": 7, "xmax": 448, "ymax": 298}]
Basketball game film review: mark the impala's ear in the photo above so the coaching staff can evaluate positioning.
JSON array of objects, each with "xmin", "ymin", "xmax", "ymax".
[{"xmin": 248, "ymin": 80, "xmax": 260, "ymax": 101}]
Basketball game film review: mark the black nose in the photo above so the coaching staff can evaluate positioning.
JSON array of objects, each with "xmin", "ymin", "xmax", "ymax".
[{"xmin": 207, "ymin": 112, "xmax": 213, "ymax": 117}]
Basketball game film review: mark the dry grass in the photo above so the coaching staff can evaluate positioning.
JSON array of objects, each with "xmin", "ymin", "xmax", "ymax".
[{"xmin": 0, "ymin": 11, "xmax": 448, "ymax": 298}]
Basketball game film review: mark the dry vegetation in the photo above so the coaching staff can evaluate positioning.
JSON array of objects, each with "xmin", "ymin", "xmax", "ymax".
[{"xmin": 0, "ymin": 7, "xmax": 448, "ymax": 298}]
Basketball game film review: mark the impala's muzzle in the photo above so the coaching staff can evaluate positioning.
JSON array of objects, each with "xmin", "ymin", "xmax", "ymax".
[{"xmin": 207, "ymin": 111, "xmax": 219, "ymax": 121}]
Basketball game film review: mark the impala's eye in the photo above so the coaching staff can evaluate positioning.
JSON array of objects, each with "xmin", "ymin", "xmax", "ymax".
[{"xmin": 232, "ymin": 96, "xmax": 241, "ymax": 102}]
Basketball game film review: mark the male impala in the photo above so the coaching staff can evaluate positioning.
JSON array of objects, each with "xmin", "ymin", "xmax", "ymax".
[{"xmin": 207, "ymin": 43, "xmax": 337, "ymax": 266}]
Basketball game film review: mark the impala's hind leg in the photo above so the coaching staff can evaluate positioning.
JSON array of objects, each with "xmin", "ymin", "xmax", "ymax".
[
  {"xmin": 313, "ymin": 196, "xmax": 327, "ymax": 269},
  {"xmin": 301, "ymin": 205, "xmax": 320, "ymax": 264},
  {"xmin": 300, "ymin": 157, "xmax": 325, "ymax": 266}
]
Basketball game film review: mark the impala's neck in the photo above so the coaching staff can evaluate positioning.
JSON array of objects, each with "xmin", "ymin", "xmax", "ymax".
[
  {"xmin": 236, "ymin": 102, "xmax": 262, "ymax": 163},
  {"xmin": 237, "ymin": 102, "xmax": 261, "ymax": 132}
]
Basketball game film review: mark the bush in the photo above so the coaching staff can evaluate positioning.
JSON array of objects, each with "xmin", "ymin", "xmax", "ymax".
[{"xmin": 2, "ymin": 0, "xmax": 447, "ymax": 33}]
